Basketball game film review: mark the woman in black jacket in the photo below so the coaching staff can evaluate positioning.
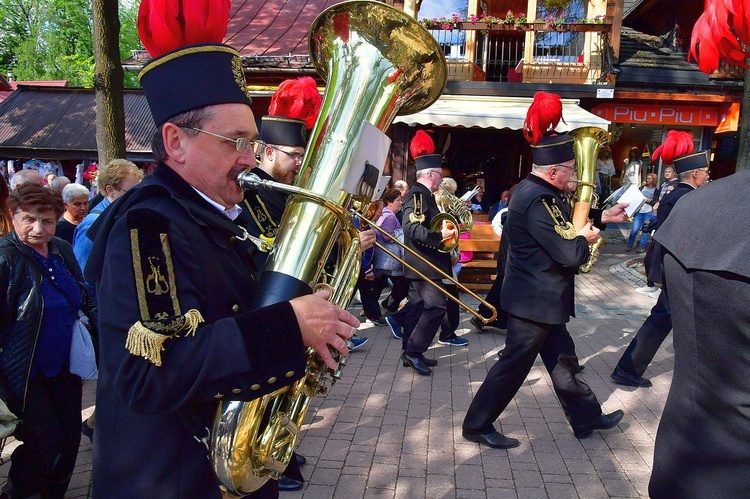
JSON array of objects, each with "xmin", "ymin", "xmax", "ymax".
[{"xmin": 0, "ymin": 184, "xmax": 96, "ymax": 499}]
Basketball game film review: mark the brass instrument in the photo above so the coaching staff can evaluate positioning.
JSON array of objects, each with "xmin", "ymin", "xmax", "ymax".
[
  {"xmin": 211, "ymin": 1, "xmax": 447, "ymax": 495},
  {"xmin": 569, "ymin": 127, "xmax": 610, "ymax": 273},
  {"xmin": 433, "ymin": 185, "xmax": 473, "ymax": 252}
]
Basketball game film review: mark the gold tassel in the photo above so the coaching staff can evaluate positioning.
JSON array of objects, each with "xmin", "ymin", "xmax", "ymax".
[
  {"xmin": 126, "ymin": 321, "xmax": 170, "ymax": 367},
  {"xmin": 182, "ymin": 309, "xmax": 204, "ymax": 337}
]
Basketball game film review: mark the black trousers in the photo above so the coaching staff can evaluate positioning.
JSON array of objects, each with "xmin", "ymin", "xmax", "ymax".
[
  {"xmin": 463, "ymin": 315, "xmax": 601, "ymax": 434},
  {"xmin": 5, "ymin": 370, "xmax": 82, "ymax": 499},
  {"xmin": 356, "ymin": 269, "xmax": 383, "ymax": 321},
  {"xmin": 439, "ymin": 283, "xmax": 459, "ymax": 341},
  {"xmin": 399, "ymin": 279, "xmax": 447, "ymax": 356},
  {"xmin": 374, "ymin": 271, "xmax": 409, "ymax": 313},
  {"xmin": 616, "ymin": 287, "xmax": 672, "ymax": 376},
  {"xmin": 478, "ymin": 272, "xmax": 509, "ymax": 328}
]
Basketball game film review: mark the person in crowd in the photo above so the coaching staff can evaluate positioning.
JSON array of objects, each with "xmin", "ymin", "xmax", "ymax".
[
  {"xmin": 71, "ymin": 159, "xmax": 143, "ymax": 443},
  {"xmin": 372, "ymin": 189, "xmax": 408, "ymax": 319},
  {"xmin": 488, "ymin": 189, "xmax": 510, "ymax": 222},
  {"xmin": 393, "ymin": 179, "xmax": 409, "ymax": 224},
  {"xmin": 74, "ymin": 159, "xmax": 144, "ymax": 276},
  {"xmin": 0, "ymin": 178, "xmax": 11, "ymax": 237},
  {"xmin": 636, "ymin": 178, "xmax": 679, "ymax": 296},
  {"xmin": 620, "ymin": 146, "xmax": 643, "ymax": 186},
  {"xmin": 596, "ymin": 147, "xmax": 615, "ymax": 200},
  {"xmin": 356, "ymin": 201, "xmax": 387, "ymax": 327},
  {"xmin": 0, "ymin": 184, "xmax": 97, "ymax": 498},
  {"xmin": 48, "ymin": 176, "xmax": 71, "ymax": 194},
  {"xmin": 654, "ymin": 164, "xmax": 676, "ymax": 203},
  {"xmin": 462, "ymin": 93, "xmax": 627, "ymax": 448},
  {"xmin": 471, "ymin": 184, "xmax": 520, "ymax": 333},
  {"xmin": 611, "ymin": 131, "xmax": 710, "ymax": 388},
  {"xmin": 625, "ymin": 172, "xmax": 657, "ymax": 253},
  {"xmin": 392, "ymin": 130, "xmax": 458, "ymax": 376},
  {"xmin": 9, "ymin": 169, "xmax": 43, "ymax": 190},
  {"xmin": 648, "ymin": 169, "xmax": 750, "ymax": 498},
  {"xmin": 469, "ymin": 185, "xmax": 489, "ymax": 213},
  {"xmin": 43, "ymin": 172, "xmax": 56, "ymax": 186},
  {"xmin": 83, "ymin": 8, "xmax": 359, "ymax": 497},
  {"xmin": 55, "ymin": 183, "xmax": 90, "ymax": 244}
]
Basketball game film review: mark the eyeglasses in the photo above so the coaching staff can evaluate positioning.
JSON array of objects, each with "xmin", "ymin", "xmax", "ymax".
[
  {"xmin": 429, "ymin": 170, "xmax": 444, "ymax": 178},
  {"xmin": 263, "ymin": 143, "xmax": 304, "ymax": 166},
  {"xmin": 179, "ymin": 126, "xmax": 256, "ymax": 154}
]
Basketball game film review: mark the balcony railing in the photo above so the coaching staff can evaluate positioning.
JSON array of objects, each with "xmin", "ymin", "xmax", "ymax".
[{"xmin": 426, "ymin": 23, "xmax": 613, "ymax": 85}]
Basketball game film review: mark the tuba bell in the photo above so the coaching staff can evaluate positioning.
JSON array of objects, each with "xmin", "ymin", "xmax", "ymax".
[
  {"xmin": 432, "ymin": 185, "xmax": 473, "ymax": 252},
  {"xmin": 211, "ymin": 1, "xmax": 447, "ymax": 495},
  {"xmin": 569, "ymin": 126, "xmax": 610, "ymax": 273}
]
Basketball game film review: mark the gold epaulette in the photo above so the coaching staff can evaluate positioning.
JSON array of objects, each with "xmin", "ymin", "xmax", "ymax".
[{"xmin": 541, "ymin": 195, "xmax": 577, "ymax": 240}]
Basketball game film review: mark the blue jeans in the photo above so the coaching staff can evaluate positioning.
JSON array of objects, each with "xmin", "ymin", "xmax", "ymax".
[{"xmin": 628, "ymin": 211, "xmax": 654, "ymax": 248}]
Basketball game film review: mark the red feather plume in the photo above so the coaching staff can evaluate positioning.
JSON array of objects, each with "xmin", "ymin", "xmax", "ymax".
[
  {"xmin": 651, "ymin": 130, "xmax": 695, "ymax": 164},
  {"xmin": 268, "ymin": 77, "xmax": 323, "ymax": 130},
  {"xmin": 138, "ymin": 0, "xmax": 231, "ymax": 58},
  {"xmin": 410, "ymin": 130, "xmax": 435, "ymax": 159},
  {"xmin": 523, "ymin": 92, "xmax": 566, "ymax": 145},
  {"xmin": 689, "ymin": 0, "xmax": 750, "ymax": 74}
]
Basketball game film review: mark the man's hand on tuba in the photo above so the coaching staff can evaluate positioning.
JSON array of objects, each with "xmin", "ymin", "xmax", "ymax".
[
  {"xmin": 289, "ymin": 289, "xmax": 360, "ymax": 370},
  {"xmin": 577, "ymin": 222, "xmax": 600, "ymax": 244},
  {"xmin": 440, "ymin": 219, "xmax": 458, "ymax": 244},
  {"xmin": 601, "ymin": 202, "xmax": 630, "ymax": 224}
]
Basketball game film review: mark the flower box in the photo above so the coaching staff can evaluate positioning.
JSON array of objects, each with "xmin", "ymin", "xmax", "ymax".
[{"xmin": 450, "ymin": 21, "xmax": 610, "ymax": 33}]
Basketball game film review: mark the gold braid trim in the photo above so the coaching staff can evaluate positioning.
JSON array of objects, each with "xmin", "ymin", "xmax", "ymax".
[{"xmin": 125, "ymin": 309, "xmax": 205, "ymax": 366}]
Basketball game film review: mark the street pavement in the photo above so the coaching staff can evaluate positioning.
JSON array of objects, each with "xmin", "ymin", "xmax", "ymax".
[{"xmin": 0, "ymin": 231, "xmax": 672, "ymax": 498}]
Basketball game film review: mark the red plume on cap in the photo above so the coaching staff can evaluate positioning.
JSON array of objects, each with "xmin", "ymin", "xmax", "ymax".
[
  {"xmin": 523, "ymin": 92, "xmax": 566, "ymax": 146},
  {"xmin": 688, "ymin": 0, "xmax": 750, "ymax": 74},
  {"xmin": 652, "ymin": 130, "xmax": 695, "ymax": 164},
  {"xmin": 138, "ymin": 0, "xmax": 231, "ymax": 58},
  {"xmin": 268, "ymin": 77, "xmax": 323, "ymax": 130},
  {"xmin": 410, "ymin": 130, "xmax": 435, "ymax": 159}
]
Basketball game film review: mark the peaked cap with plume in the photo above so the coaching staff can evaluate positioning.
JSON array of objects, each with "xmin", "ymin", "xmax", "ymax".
[
  {"xmin": 260, "ymin": 77, "xmax": 322, "ymax": 147},
  {"xmin": 652, "ymin": 130, "xmax": 708, "ymax": 174},
  {"xmin": 523, "ymin": 92, "xmax": 574, "ymax": 166},
  {"xmin": 410, "ymin": 130, "xmax": 442, "ymax": 171},
  {"xmin": 137, "ymin": 0, "xmax": 251, "ymax": 126}
]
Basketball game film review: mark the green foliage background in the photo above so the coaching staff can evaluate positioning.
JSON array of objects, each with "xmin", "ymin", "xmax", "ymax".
[{"xmin": 0, "ymin": 0, "xmax": 141, "ymax": 87}]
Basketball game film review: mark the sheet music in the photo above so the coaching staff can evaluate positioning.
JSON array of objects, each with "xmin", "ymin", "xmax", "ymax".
[{"xmin": 613, "ymin": 184, "xmax": 647, "ymax": 218}]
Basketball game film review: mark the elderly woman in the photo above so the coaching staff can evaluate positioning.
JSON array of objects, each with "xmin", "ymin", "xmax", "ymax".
[
  {"xmin": 0, "ymin": 178, "xmax": 10, "ymax": 237},
  {"xmin": 372, "ymin": 188, "xmax": 409, "ymax": 318},
  {"xmin": 55, "ymin": 183, "xmax": 90, "ymax": 244},
  {"xmin": 0, "ymin": 184, "xmax": 96, "ymax": 498}
]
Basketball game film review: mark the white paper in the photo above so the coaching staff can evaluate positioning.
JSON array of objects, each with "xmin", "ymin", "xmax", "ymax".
[
  {"xmin": 341, "ymin": 121, "xmax": 392, "ymax": 200},
  {"xmin": 612, "ymin": 184, "xmax": 646, "ymax": 218}
]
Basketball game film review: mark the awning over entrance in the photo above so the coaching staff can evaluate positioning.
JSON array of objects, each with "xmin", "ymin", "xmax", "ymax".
[{"xmin": 393, "ymin": 95, "xmax": 610, "ymax": 131}]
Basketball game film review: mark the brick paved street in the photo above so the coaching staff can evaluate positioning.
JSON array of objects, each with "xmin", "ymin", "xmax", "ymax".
[{"xmin": 0, "ymin": 233, "xmax": 672, "ymax": 498}]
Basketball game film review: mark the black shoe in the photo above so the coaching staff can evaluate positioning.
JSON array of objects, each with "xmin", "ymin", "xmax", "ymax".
[
  {"xmin": 369, "ymin": 317, "xmax": 388, "ymax": 326},
  {"xmin": 381, "ymin": 299, "xmax": 397, "ymax": 314},
  {"xmin": 422, "ymin": 357, "xmax": 438, "ymax": 367},
  {"xmin": 497, "ymin": 348, "xmax": 505, "ymax": 359},
  {"xmin": 462, "ymin": 430, "xmax": 520, "ymax": 449},
  {"xmin": 573, "ymin": 410, "xmax": 624, "ymax": 439},
  {"xmin": 610, "ymin": 366, "xmax": 652, "ymax": 387},
  {"xmin": 402, "ymin": 354, "xmax": 432, "ymax": 375},
  {"xmin": 295, "ymin": 454, "xmax": 306, "ymax": 466},
  {"xmin": 470, "ymin": 316, "xmax": 485, "ymax": 333},
  {"xmin": 81, "ymin": 420, "xmax": 94, "ymax": 442},
  {"xmin": 278, "ymin": 476, "xmax": 304, "ymax": 491}
]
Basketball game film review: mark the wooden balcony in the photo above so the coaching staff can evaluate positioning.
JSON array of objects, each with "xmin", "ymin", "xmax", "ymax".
[{"xmin": 425, "ymin": 22, "xmax": 613, "ymax": 85}]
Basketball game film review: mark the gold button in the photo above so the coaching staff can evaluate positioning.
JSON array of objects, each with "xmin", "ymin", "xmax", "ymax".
[
  {"xmin": 268, "ymin": 377, "xmax": 277, "ymax": 384},
  {"xmin": 232, "ymin": 388, "xmax": 241, "ymax": 394},
  {"xmin": 232, "ymin": 304, "xmax": 240, "ymax": 313},
  {"xmin": 214, "ymin": 393, "xmax": 224, "ymax": 399},
  {"xmin": 251, "ymin": 384, "xmax": 261, "ymax": 391},
  {"xmin": 285, "ymin": 371, "xmax": 295, "ymax": 378}
]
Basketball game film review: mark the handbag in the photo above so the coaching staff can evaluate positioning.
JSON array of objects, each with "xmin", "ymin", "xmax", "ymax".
[
  {"xmin": 373, "ymin": 227, "xmax": 404, "ymax": 275},
  {"xmin": 70, "ymin": 311, "xmax": 98, "ymax": 380}
]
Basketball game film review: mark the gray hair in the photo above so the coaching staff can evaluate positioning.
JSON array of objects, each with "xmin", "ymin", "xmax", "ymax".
[
  {"xmin": 9, "ymin": 169, "xmax": 43, "ymax": 190},
  {"xmin": 440, "ymin": 176, "xmax": 457, "ymax": 195},
  {"xmin": 62, "ymin": 182, "xmax": 90, "ymax": 203},
  {"xmin": 677, "ymin": 170, "xmax": 694, "ymax": 182},
  {"xmin": 393, "ymin": 179, "xmax": 408, "ymax": 191},
  {"xmin": 49, "ymin": 175, "xmax": 71, "ymax": 191},
  {"xmin": 532, "ymin": 163, "xmax": 554, "ymax": 174}
]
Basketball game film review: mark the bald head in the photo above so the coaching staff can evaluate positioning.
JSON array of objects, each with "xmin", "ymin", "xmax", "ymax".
[{"xmin": 10, "ymin": 169, "xmax": 44, "ymax": 190}]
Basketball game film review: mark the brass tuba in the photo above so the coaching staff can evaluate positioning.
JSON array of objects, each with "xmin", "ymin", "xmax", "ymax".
[
  {"xmin": 569, "ymin": 127, "xmax": 610, "ymax": 273},
  {"xmin": 210, "ymin": 1, "xmax": 447, "ymax": 495}
]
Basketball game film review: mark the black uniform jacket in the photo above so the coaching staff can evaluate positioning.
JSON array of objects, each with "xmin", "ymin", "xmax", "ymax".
[
  {"xmin": 85, "ymin": 164, "xmax": 306, "ymax": 498},
  {"xmin": 237, "ymin": 168, "xmax": 287, "ymax": 272},
  {"xmin": 401, "ymin": 181, "xmax": 452, "ymax": 280},
  {"xmin": 646, "ymin": 181, "xmax": 696, "ymax": 284},
  {"xmin": 649, "ymin": 170, "xmax": 750, "ymax": 498},
  {"xmin": 500, "ymin": 174, "xmax": 590, "ymax": 325}
]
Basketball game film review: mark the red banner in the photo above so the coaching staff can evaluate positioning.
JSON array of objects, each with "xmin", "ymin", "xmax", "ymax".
[{"xmin": 591, "ymin": 103, "xmax": 721, "ymax": 126}]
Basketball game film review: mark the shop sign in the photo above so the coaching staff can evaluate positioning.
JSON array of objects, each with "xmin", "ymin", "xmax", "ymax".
[{"xmin": 591, "ymin": 103, "xmax": 720, "ymax": 126}]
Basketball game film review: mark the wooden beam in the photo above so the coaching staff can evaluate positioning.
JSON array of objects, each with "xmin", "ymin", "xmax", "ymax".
[{"xmin": 613, "ymin": 90, "xmax": 741, "ymax": 103}]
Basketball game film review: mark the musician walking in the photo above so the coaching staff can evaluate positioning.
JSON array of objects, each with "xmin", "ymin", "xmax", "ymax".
[
  {"xmin": 84, "ymin": 7, "xmax": 359, "ymax": 498},
  {"xmin": 398, "ymin": 131, "xmax": 459, "ymax": 376},
  {"xmin": 462, "ymin": 93, "xmax": 626, "ymax": 447}
]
